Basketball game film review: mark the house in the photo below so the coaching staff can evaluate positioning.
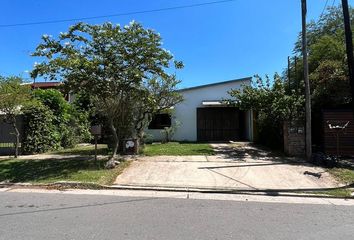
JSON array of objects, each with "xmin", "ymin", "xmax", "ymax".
[
  {"xmin": 146, "ymin": 77, "xmax": 254, "ymax": 142},
  {"xmin": 27, "ymin": 81, "xmax": 62, "ymax": 89}
]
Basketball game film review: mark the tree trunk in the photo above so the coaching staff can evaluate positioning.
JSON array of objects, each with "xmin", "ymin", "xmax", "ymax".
[
  {"xmin": 105, "ymin": 118, "xmax": 120, "ymax": 169},
  {"xmin": 12, "ymin": 121, "xmax": 20, "ymax": 158},
  {"xmin": 109, "ymin": 118, "xmax": 119, "ymax": 157}
]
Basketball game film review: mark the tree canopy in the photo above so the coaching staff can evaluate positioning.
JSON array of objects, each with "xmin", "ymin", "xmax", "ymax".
[
  {"xmin": 31, "ymin": 21, "xmax": 183, "ymax": 160},
  {"xmin": 288, "ymin": 6, "xmax": 352, "ymax": 110},
  {"xmin": 0, "ymin": 76, "xmax": 32, "ymax": 157}
]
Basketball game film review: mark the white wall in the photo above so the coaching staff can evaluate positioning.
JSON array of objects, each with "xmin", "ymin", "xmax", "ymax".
[{"xmin": 146, "ymin": 78, "xmax": 252, "ymax": 142}]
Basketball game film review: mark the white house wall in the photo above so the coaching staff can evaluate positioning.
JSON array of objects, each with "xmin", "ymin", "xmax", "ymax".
[{"xmin": 146, "ymin": 78, "xmax": 252, "ymax": 142}]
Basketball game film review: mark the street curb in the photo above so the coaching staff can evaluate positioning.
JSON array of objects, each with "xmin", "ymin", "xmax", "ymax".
[
  {"xmin": 2, "ymin": 182, "xmax": 353, "ymax": 200},
  {"xmin": 107, "ymin": 184, "xmax": 354, "ymax": 200}
]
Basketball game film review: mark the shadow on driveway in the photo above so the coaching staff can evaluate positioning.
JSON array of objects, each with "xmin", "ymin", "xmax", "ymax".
[{"xmin": 210, "ymin": 142, "xmax": 297, "ymax": 162}]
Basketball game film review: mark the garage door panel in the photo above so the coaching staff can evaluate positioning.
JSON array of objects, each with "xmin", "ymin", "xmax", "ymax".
[{"xmin": 197, "ymin": 107, "xmax": 241, "ymax": 142}]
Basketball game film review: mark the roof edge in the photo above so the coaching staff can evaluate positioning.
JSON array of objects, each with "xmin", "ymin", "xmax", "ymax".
[{"xmin": 177, "ymin": 77, "xmax": 252, "ymax": 92}]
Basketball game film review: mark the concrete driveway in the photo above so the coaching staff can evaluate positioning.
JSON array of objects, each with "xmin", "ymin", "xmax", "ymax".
[{"xmin": 114, "ymin": 143, "xmax": 340, "ymax": 191}]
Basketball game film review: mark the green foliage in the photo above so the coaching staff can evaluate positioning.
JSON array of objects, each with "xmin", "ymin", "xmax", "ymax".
[
  {"xmin": 229, "ymin": 75, "xmax": 304, "ymax": 149},
  {"xmin": 294, "ymin": 6, "xmax": 348, "ymax": 53},
  {"xmin": 31, "ymin": 21, "xmax": 183, "ymax": 156},
  {"xmin": 288, "ymin": 6, "xmax": 352, "ymax": 110},
  {"xmin": 0, "ymin": 76, "xmax": 32, "ymax": 157},
  {"xmin": 282, "ymin": 5, "xmax": 354, "ymax": 147},
  {"xmin": 60, "ymin": 109, "xmax": 91, "ymax": 148},
  {"xmin": 22, "ymin": 103, "xmax": 61, "ymax": 154},
  {"xmin": 230, "ymin": 75, "xmax": 304, "ymax": 122},
  {"xmin": 33, "ymin": 89, "xmax": 70, "ymax": 124},
  {"xmin": 160, "ymin": 119, "xmax": 181, "ymax": 143},
  {"xmin": 311, "ymin": 60, "xmax": 351, "ymax": 110},
  {"xmin": 33, "ymin": 89, "xmax": 91, "ymax": 148},
  {"xmin": 0, "ymin": 76, "xmax": 32, "ymax": 116}
]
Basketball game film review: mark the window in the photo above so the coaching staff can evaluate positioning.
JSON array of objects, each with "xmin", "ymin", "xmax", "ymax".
[{"xmin": 148, "ymin": 114, "xmax": 172, "ymax": 129}]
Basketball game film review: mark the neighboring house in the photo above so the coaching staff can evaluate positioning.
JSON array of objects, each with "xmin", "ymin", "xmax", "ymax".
[
  {"xmin": 146, "ymin": 77, "xmax": 254, "ymax": 142},
  {"xmin": 27, "ymin": 81, "xmax": 62, "ymax": 89}
]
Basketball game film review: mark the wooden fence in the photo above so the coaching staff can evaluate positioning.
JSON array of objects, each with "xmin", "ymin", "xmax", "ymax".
[{"xmin": 323, "ymin": 109, "xmax": 354, "ymax": 156}]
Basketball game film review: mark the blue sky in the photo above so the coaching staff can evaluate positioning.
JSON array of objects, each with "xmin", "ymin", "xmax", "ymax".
[{"xmin": 0, "ymin": 0, "xmax": 351, "ymax": 88}]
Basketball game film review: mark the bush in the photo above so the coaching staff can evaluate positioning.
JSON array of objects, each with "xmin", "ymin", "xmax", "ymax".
[
  {"xmin": 229, "ymin": 75, "xmax": 304, "ymax": 150},
  {"xmin": 60, "ymin": 108, "xmax": 91, "ymax": 148},
  {"xmin": 22, "ymin": 103, "xmax": 61, "ymax": 154},
  {"xmin": 256, "ymin": 116, "xmax": 283, "ymax": 149},
  {"xmin": 33, "ymin": 89, "xmax": 91, "ymax": 148}
]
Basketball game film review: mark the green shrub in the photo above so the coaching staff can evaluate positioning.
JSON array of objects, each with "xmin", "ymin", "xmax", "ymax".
[
  {"xmin": 33, "ymin": 89, "xmax": 91, "ymax": 148},
  {"xmin": 256, "ymin": 116, "xmax": 283, "ymax": 150},
  {"xmin": 22, "ymin": 103, "xmax": 61, "ymax": 154},
  {"xmin": 33, "ymin": 89, "xmax": 70, "ymax": 125},
  {"xmin": 60, "ymin": 109, "xmax": 91, "ymax": 148}
]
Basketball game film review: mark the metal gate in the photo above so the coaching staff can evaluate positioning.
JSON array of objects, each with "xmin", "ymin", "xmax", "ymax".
[{"xmin": 0, "ymin": 116, "xmax": 23, "ymax": 155}]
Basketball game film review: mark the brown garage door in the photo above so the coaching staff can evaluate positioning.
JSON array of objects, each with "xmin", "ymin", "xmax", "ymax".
[{"xmin": 197, "ymin": 107, "xmax": 241, "ymax": 142}]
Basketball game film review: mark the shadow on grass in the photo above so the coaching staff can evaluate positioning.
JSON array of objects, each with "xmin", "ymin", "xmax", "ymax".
[
  {"xmin": 52, "ymin": 145, "xmax": 110, "ymax": 156},
  {"xmin": 0, "ymin": 157, "xmax": 107, "ymax": 183}
]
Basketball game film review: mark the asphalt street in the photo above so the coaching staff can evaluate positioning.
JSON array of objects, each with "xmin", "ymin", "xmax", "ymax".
[{"xmin": 1, "ymin": 191, "xmax": 354, "ymax": 240}]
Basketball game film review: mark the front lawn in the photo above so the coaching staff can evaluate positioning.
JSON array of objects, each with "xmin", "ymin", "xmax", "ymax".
[
  {"xmin": 0, "ymin": 154, "xmax": 129, "ymax": 185},
  {"xmin": 328, "ymin": 167, "xmax": 354, "ymax": 186},
  {"xmin": 143, "ymin": 142, "xmax": 214, "ymax": 156},
  {"xmin": 0, "ymin": 142, "xmax": 214, "ymax": 185}
]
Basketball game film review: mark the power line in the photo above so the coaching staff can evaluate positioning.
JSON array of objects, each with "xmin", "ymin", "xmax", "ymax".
[
  {"xmin": 0, "ymin": 0, "xmax": 237, "ymax": 28},
  {"xmin": 331, "ymin": 0, "xmax": 337, "ymax": 7},
  {"xmin": 319, "ymin": 0, "xmax": 329, "ymax": 21}
]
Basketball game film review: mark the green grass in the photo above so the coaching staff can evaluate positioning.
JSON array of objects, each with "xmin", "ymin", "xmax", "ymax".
[
  {"xmin": 50, "ymin": 144, "xmax": 110, "ymax": 156},
  {"xmin": 317, "ymin": 188, "xmax": 353, "ymax": 198},
  {"xmin": 0, "ymin": 156, "xmax": 130, "ymax": 185},
  {"xmin": 143, "ymin": 142, "xmax": 214, "ymax": 156},
  {"xmin": 321, "ymin": 167, "xmax": 354, "ymax": 198},
  {"xmin": 328, "ymin": 168, "xmax": 354, "ymax": 185}
]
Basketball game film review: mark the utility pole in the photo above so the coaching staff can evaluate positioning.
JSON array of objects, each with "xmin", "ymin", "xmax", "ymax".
[
  {"xmin": 287, "ymin": 56, "xmax": 291, "ymax": 91},
  {"xmin": 294, "ymin": 56, "xmax": 298, "ymax": 89},
  {"xmin": 341, "ymin": 0, "xmax": 354, "ymax": 116},
  {"xmin": 301, "ymin": 0, "xmax": 312, "ymax": 161}
]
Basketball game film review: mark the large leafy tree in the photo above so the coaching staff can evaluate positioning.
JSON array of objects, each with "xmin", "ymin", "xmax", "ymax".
[
  {"xmin": 0, "ymin": 76, "xmax": 32, "ymax": 157},
  {"xmin": 288, "ymin": 6, "xmax": 352, "ymax": 110},
  {"xmin": 31, "ymin": 21, "xmax": 183, "ymax": 161},
  {"xmin": 286, "ymin": 6, "xmax": 353, "ymax": 145}
]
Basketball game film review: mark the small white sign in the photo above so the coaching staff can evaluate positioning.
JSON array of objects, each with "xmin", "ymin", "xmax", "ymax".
[{"xmin": 125, "ymin": 140, "xmax": 135, "ymax": 149}]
